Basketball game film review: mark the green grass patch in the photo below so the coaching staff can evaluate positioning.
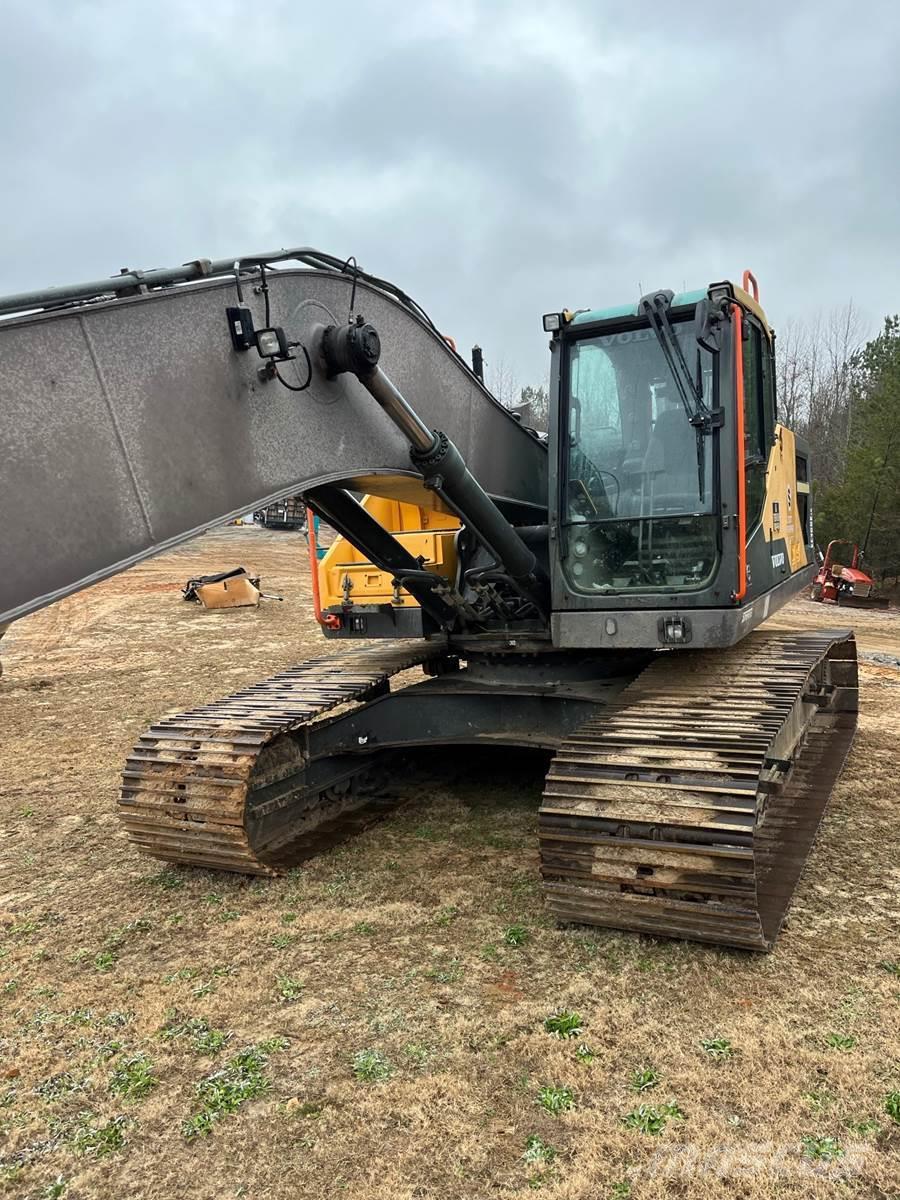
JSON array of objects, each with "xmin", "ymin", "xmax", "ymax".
[
  {"xmin": 404, "ymin": 1043, "xmax": 430, "ymax": 1067},
  {"xmin": 622, "ymin": 1101, "xmax": 684, "ymax": 1135},
  {"xmin": 65, "ymin": 1007, "xmax": 93, "ymax": 1026},
  {"xmin": 543, "ymin": 1011, "xmax": 583, "ymax": 1039},
  {"xmin": 351, "ymin": 1048, "xmax": 393, "ymax": 1082},
  {"xmin": 182, "ymin": 1042, "xmax": 286, "ymax": 1139},
  {"xmin": 164, "ymin": 966, "xmax": 199, "ymax": 983},
  {"xmin": 523, "ymin": 1135, "xmax": 557, "ymax": 1165},
  {"xmin": 433, "ymin": 906, "xmax": 459, "ymax": 927},
  {"xmin": 800, "ymin": 1134, "xmax": 844, "ymax": 1162},
  {"xmin": 802, "ymin": 1087, "xmax": 836, "ymax": 1113},
  {"xmin": 630, "ymin": 1066, "xmax": 660, "ymax": 1092},
  {"xmin": 35, "ymin": 1072, "xmax": 91, "ymax": 1101},
  {"xmin": 92, "ymin": 1040, "xmax": 124, "ymax": 1063},
  {"xmin": 275, "ymin": 975, "xmax": 303, "ymax": 1003},
  {"xmin": 700, "ymin": 1036, "xmax": 734, "ymax": 1060},
  {"xmin": 504, "ymin": 924, "xmax": 529, "ymax": 947},
  {"xmin": 103, "ymin": 918, "xmax": 152, "ymax": 952},
  {"xmin": 159, "ymin": 1011, "xmax": 230, "ymax": 1055},
  {"xmin": 825, "ymin": 1032, "xmax": 856, "ymax": 1051},
  {"xmin": 71, "ymin": 1114, "xmax": 130, "ymax": 1156},
  {"xmin": 885, "ymin": 1090, "xmax": 900, "ymax": 1124},
  {"xmin": 104, "ymin": 1010, "xmax": 133, "ymax": 1027},
  {"xmin": 144, "ymin": 868, "xmax": 185, "ymax": 891},
  {"xmin": 108, "ymin": 1054, "xmax": 157, "ymax": 1101},
  {"xmin": 537, "ymin": 1085, "xmax": 575, "ymax": 1116},
  {"xmin": 425, "ymin": 958, "xmax": 463, "ymax": 984},
  {"xmin": 845, "ymin": 1117, "xmax": 880, "ymax": 1136},
  {"xmin": 269, "ymin": 932, "xmax": 298, "ymax": 950}
]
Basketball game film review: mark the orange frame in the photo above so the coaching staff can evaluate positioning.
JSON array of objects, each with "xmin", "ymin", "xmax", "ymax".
[{"xmin": 307, "ymin": 506, "xmax": 341, "ymax": 629}]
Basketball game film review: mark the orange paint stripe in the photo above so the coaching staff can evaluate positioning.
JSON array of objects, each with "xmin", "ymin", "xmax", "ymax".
[{"xmin": 732, "ymin": 304, "xmax": 747, "ymax": 601}]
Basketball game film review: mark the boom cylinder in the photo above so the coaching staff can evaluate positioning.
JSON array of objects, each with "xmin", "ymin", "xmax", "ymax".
[
  {"xmin": 321, "ymin": 322, "xmax": 548, "ymax": 615},
  {"xmin": 411, "ymin": 433, "xmax": 540, "ymax": 589}
]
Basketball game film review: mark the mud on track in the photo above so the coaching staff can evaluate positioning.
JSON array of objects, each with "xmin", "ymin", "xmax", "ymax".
[{"xmin": 1, "ymin": 527, "xmax": 898, "ymax": 1199}]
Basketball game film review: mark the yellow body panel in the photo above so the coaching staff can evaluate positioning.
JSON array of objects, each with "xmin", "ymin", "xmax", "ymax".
[
  {"xmin": 346, "ymin": 475, "xmax": 457, "ymax": 515},
  {"xmin": 762, "ymin": 425, "xmax": 809, "ymax": 572},
  {"xmin": 318, "ymin": 496, "xmax": 460, "ymax": 610}
]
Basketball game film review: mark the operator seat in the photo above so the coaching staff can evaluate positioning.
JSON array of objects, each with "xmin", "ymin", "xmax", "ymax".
[{"xmin": 642, "ymin": 406, "xmax": 700, "ymax": 513}]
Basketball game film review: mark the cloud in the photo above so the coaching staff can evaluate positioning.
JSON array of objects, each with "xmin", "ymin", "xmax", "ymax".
[{"xmin": 1, "ymin": 0, "xmax": 898, "ymax": 387}]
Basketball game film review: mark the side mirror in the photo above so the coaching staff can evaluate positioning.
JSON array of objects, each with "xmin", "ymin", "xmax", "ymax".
[{"xmin": 694, "ymin": 298, "xmax": 724, "ymax": 354}]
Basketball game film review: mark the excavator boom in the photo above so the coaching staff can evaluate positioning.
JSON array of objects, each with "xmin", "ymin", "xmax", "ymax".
[{"xmin": 0, "ymin": 251, "xmax": 546, "ymax": 625}]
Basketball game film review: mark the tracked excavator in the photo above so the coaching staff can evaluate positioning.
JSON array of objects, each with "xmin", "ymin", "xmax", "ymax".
[{"xmin": 0, "ymin": 250, "xmax": 857, "ymax": 951}]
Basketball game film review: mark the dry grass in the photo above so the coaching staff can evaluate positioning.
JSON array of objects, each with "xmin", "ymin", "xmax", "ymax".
[{"xmin": 0, "ymin": 527, "xmax": 898, "ymax": 1199}]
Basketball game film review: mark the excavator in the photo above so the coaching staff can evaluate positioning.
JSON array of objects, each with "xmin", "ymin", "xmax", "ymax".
[{"xmin": 0, "ymin": 250, "xmax": 857, "ymax": 951}]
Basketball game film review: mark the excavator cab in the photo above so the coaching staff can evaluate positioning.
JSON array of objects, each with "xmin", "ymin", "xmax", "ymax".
[{"xmin": 546, "ymin": 277, "xmax": 816, "ymax": 648}]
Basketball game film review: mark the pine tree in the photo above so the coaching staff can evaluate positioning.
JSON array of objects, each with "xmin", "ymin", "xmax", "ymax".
[{"xmin": 816, "ymin": 316, "xmax": 900, "ymax": 577}]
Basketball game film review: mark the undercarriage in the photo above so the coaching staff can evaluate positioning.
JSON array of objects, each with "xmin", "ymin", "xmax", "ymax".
[{"xmin": 120, "ymin": 629, "xmax": 856, "ymax": 950}]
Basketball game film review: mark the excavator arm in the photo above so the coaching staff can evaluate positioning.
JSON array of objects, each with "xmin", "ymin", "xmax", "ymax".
[{"xmin": 0, "ymin": 249, "xmax": 547, "ymax": 626}]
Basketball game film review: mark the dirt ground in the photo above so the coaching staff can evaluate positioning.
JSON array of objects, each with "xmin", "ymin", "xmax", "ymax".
[{"xmin": 1, "ymin": 527, "xmax": 898, "ymax": 1200}]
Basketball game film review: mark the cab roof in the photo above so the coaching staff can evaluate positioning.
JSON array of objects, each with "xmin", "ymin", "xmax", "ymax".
[{"xmin": 569, "ymin": 283, "xmax": 772, "ymax": 337}]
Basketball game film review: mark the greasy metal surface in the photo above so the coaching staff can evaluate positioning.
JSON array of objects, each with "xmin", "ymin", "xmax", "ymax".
[
  {"xmin": 539, "ymin": 629, "xmax": 858, "ymax": 950},
  {"xmin": 119, "ymin": 641, "xmax": 443, "ymax": 874},
  {"xmin": 1, "ymin": 265, "xmax": 547, "ymax": 623}
]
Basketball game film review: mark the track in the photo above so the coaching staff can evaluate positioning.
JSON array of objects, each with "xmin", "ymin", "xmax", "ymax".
[
  {"xmin": 539, "ymin": 629, "xmax": 858, "ymax": 950},
  {"xmin": 119, "ymin": 641, "xmax": 444, "ymax": 875}
]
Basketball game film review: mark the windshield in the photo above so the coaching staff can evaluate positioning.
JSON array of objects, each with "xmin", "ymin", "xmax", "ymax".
[{"xmin": 564, "ymin": 320, "xmax": 719, "ymax": 593}]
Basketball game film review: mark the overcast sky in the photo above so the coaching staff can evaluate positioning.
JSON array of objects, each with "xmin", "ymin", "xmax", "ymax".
[{"xmin": 1, "ymin": 1, "xmax": 898, "ymax": 388}]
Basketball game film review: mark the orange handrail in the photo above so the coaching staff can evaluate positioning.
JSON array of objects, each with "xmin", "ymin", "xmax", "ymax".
[
  {"xmin": 306, "ymin": 506, "xmax": 341, "ymax": 629},
  {"xmin": 742, "ymin": 269, "xmax": 759, "ymax": 302},
  {"xmin": 732, "ymin": 304, "xmax": 747, "ymax": 601}
]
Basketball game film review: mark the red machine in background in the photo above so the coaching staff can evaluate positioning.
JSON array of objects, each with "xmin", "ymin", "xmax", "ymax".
[{"xmin": 811, "ymin": 540, "xmax": 889, "ymax": 609}]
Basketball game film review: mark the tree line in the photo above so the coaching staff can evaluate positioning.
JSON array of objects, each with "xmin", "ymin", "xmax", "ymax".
[
  {"xmin": 797, "ymin": 311, "xmax": 899, "ymax": 578},
  {"xmin": 491, "ymin": 307, "xmax": 899, "ymax": 577}
]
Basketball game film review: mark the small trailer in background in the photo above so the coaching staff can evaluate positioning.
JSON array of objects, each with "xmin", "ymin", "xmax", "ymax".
[{"xmin": 253, "ymin": 496, "xmax": 307, "ymax": 530}]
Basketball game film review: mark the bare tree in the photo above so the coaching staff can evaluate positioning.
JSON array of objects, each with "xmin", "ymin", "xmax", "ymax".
[
  {"xmin": 487, "ymin": 357, "xmax": 519, "ymax": 409},
  {"xmin": 802, "ymin": 302, "xmax": 864, "ymax": 489},
  {"xmin": 773, "ymin": 303, "xmax": 867, "ymax": 496},
  {"xmin": 775, "ymin": 318, "xmax": 811, "ymax": 429}
]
